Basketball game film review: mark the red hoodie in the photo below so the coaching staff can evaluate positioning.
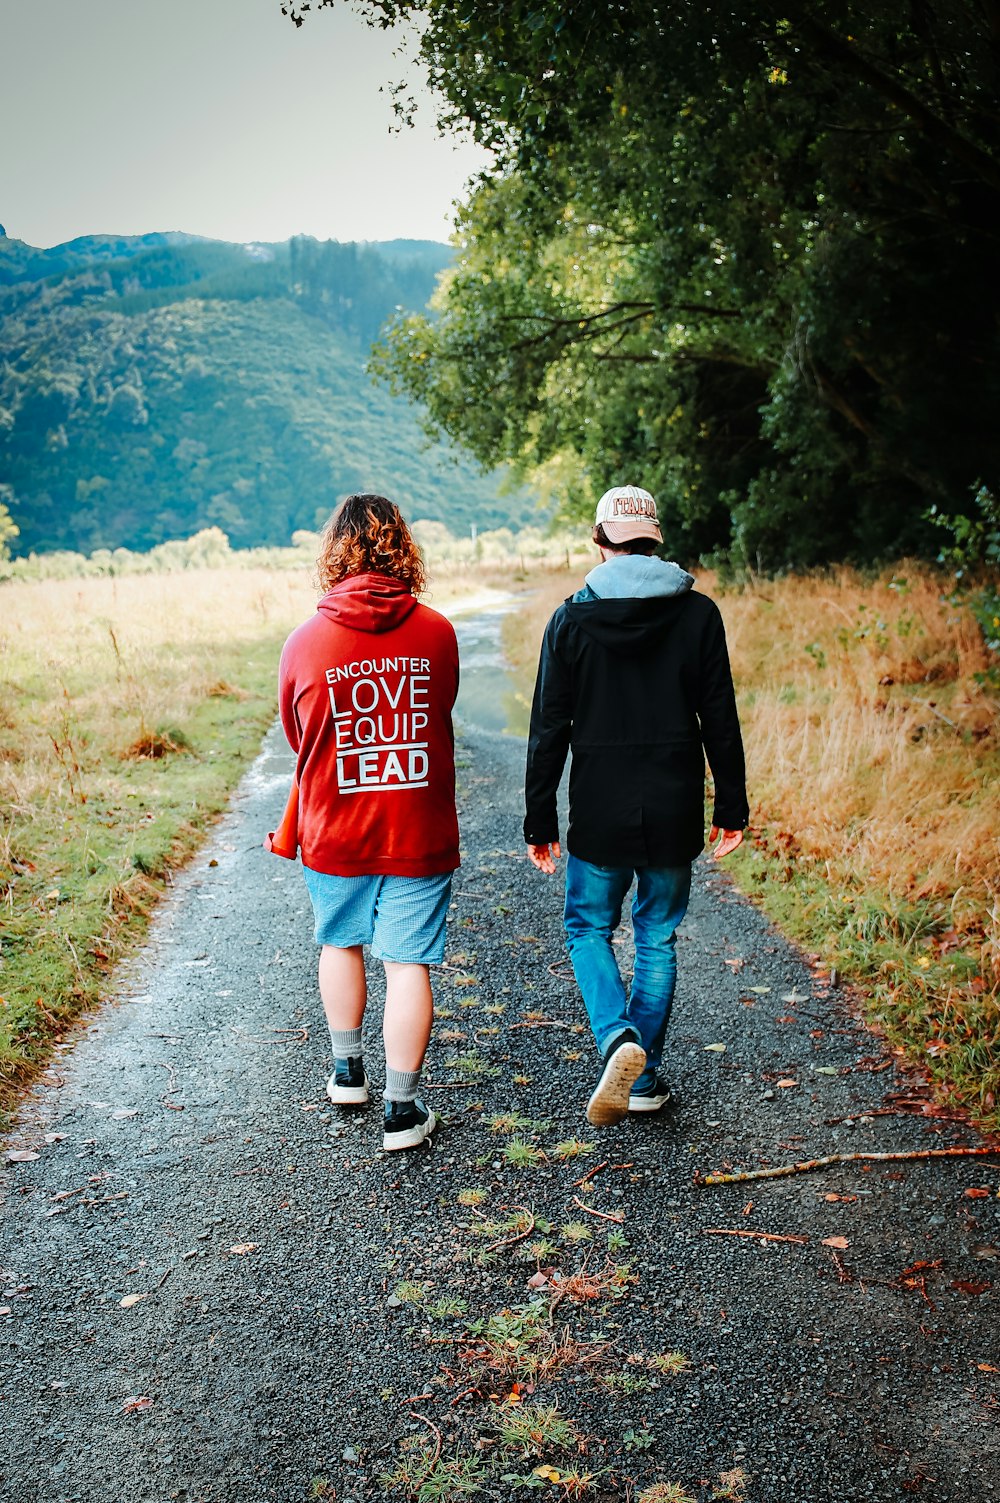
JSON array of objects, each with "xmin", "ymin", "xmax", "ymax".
[{"xmin": 270, "ymin": 573, "xmax": 460, "ymax": 877}]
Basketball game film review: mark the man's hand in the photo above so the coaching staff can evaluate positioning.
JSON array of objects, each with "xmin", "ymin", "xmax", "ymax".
[
  {"xmin": 527, "ymin": 841, "xmax": 561, "ymax": 874},
  {"xmin": 710, "ymin": 825, "xmax": 744, "ymax": 860}
]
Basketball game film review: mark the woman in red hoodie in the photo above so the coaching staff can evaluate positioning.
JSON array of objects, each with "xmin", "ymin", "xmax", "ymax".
[{"xmin": 270, "ymin": 494, "xmax": 460, "ymax": 1150}]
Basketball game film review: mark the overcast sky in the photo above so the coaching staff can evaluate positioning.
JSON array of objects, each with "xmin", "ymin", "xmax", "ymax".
[{"xmin": 0, "ymin": 0, "xmax": 488, "ymax": 248}]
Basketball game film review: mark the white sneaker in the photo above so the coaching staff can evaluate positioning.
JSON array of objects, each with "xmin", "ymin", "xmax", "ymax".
[{"xmin": 586, "ymin": 1034, "xmax": 646, "ymax": 1126}]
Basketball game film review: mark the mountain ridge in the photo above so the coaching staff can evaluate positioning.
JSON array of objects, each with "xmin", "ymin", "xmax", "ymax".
[{"xmin": 0, "ymin": 231, "xmax": 535, "ymax": 556}]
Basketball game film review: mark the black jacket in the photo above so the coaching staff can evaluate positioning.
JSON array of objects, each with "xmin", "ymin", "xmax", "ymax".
[{"xmin": 523, "ymin": 587, "xmax": 748, "ymax": 866}]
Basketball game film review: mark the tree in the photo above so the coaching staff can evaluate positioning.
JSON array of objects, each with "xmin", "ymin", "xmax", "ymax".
[
  {"xmin": 304, "ymin": 1, "xmax": 1000, "ymax": 566},
  {"xmin": 0, "ymin": 483, "xmax": 20, "ymax": 560}
]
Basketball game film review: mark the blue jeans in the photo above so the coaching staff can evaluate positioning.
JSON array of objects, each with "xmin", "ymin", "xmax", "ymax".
[{"xmin": 563, "ymin": 854, "xmax": 692, "ymax": 1089}]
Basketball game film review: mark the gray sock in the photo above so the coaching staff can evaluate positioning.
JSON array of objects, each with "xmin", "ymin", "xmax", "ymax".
[
  {"xmin": 330, "ymin": 1025, "xmax": 363, "ymax": 1060},
  {"xmin": 384, "ymin": 1067, "xmax": 421, "ymax": 1104}
]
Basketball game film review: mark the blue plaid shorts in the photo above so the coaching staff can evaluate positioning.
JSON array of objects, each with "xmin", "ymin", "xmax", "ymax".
[{"xmin": 301, "ymin": 867, "xmax": 453, "ymax": 964}]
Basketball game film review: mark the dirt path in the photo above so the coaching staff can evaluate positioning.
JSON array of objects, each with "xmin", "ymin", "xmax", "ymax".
[{"xmin": 2, "ymin": 718, "xmax": 998, "ymax": 1502}]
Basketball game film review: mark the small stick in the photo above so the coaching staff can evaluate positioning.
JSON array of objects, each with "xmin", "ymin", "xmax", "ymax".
[
  {"xmin": 509, "ymin": 1019, "xmax": 579, "ymax": 1031},
  {"xmin": 448, "ymin": 1386, "xmax": 479, "ymax": 1408},
  {"xmin": 158, "ymin": 1063, "xmax": 183, "ymax": 1111},
  {"xmin": 571, "ymin": 1195, "xmax": 624, "ymax": 1224},
  {"xmin": 156, "ymin": 1267, "xmax": 172, "ymax": 1290},
  {"xmin": 702, "ymin": 1228, "xmax": 809, "ymax": 1245},
  {"xmin": 408, "ymin": 1409, "xmax": 442, "ymax": 1471},
  {"xmin": 572, "ymin": 1160, "xmax": 608, "ymax": 1188},
  {"xmin": 422, "ymin": 1082, "xmax": 481, "ymax": 1090},
  {"xmin": 483, "ymin": 1205, "xmax": 535, "ymax": 1253},
  {"xmin": 697, "ymin": 1145, "xmax": 1000, "ymax": 1186},
  {"xmin": 261, "ymin": 1027, "xmax": 309, "ymax": 1044}
]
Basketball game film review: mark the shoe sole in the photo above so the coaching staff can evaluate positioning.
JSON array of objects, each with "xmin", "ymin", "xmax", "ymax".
[
  {"xmin": 383, "ymin": 1109, "xmax": 437, "ymax": 1152},
  {"xmin": 326, "ymin": 1075, "xmax": 370, "ymax": 1106},
  {"xmin": 586, "ymin": 1042, "xmax": 647, "ymax": 1126}
]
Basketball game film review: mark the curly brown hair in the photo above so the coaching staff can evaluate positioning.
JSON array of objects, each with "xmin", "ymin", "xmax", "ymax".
[{"xmin": 316, "ymin": 494, "xmax": 426, "ymax": 595}]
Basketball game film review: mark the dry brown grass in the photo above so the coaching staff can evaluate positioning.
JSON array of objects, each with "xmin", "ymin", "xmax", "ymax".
[{"xmin": 722, "ymin": 564, "xmax": 998, "ymax": 970}]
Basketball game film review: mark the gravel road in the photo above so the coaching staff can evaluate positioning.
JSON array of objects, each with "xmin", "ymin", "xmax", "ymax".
[{"xmin": 2, "ymin": 699, "xmax": 999, "ymax": 1502}]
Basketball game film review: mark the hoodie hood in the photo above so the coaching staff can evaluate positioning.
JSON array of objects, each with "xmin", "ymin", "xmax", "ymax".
[
  {"xmin": 316, "ymin": 572, "xmax": 418, "ymax": 634},
  {"xmin": 566, "ymin": 555, "xmax": 696, "ymax": 654},
  {"xmin": 583, "ymin": 555, "xmax": 695, "ymax": 600}
]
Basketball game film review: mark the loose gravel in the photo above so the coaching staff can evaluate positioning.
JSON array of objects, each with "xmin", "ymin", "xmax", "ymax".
[{"xmin": 2, "ymin": 714, "xmax": 998, "ymax": 1503}]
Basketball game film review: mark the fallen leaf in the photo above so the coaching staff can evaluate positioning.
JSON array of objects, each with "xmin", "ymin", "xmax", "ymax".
[
  {"xmin": 781, "ymin": 991, "xmax": 809, "ymax": 1004},
  {"xmin": 814, "ymin": 1066, "xmax": 839, "ymax": 1076},
  {"xmin": 963, "ymin": 1187, "xmax": 990, "ymax": 1199},
  {"xmin": 951, "ymin": 1279, "xmax": 991, "ymax": 1296},
  {"xmin": 704, "ymin": 1043, "xmax": 727, "ymax": 1053},
  {"xmin": 0, "ymin": 1307, "xmax": 11, "ymax": 1317},
  {"xmin": 823, "ymin": 1193, "xmax": 857, "ymax": 1203},
  {"xmin": 5, "ymin": 1150, "xmax": 40, "ymax": 1163},
  {"xmin": 122, "ymin": 1395, "xmax": 153, "ymax": 1413},
  {"xmin": 822, "ymin": 1236, "xmax": 850, "ymax": 1250},
  {"xmin": 112, "ymin": 1109, "xmax": 139, "ymax": 1120},
  {"xmin": 120, "ymin": 1293, "xmax": 147, "ymax": 1309},
  {"xmin": 776, "ymin": 1078, "xmax": 798, "ymax": 1089},
  {"xmin": 534, "ymin": 1466, "xmax": 561, "ymax": 1482},
  {"xmin": 978, "ymin": 1363, "xmax": 1000, "ymax": 1373},
  {"xmin": 228, "ymin": 1243, "xmax": 258, "ymax": 1256},
  {"xmin": 748, "ymin": 986, "xmax": 771, "ymax": 994},
  {"xmin": 723, "ymin": 958, "xmax": 745, "ymax": 972}
]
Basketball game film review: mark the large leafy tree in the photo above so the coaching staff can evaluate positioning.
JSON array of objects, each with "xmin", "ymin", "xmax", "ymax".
[{"xmin": 296, "ymin": 1, "xmax": 1000, "ymax": 567}]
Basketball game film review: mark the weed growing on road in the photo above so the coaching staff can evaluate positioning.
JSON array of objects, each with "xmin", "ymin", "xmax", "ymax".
[
  {"xmin": 637, "ymin": 1486, "xmax": 699, "ymax": 1503},
  {"xmin": 379, "ymin": 1447, "xmax": 487, "ymax": 1501},
  {"xmin": 710, "ymin": 1467, "xmax": 750, "ymax": 1501},
  {"xmin": 504, "ymin": 1137, "xmax": 546, "ymax": 1167},
  {"xmin": 490, "ymin": 1400, "xmax": 583, "ymax": 1455},
  {"xmin": 560, "ymin": 1221, "xmax": 593, "ymax": 1243},
  {"xmin": 553, "ymin": 1138, "xmax": 596, "ymax": 1160},
  {"xmin": 646, "ymin": 1350, "xmax": 692, "ymax": 1376}
]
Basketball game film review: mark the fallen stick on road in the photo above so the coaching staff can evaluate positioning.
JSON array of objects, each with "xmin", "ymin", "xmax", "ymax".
[
  {"xmin": 408, "ymin": 1409, "xmax": 442, "ymax": 1472},
  {"xmin": 703, "ymin": 1229, "xmax": 809, "ymax": 1244},
  {"xmin": 572, "ymin": 1160, "xmax": 608, "ymax": 1188},
  {"xmin": 696, "ymin": 1145, "xmax": 1000, "ymax": 1185},
  {"xmin": 571, "ymin": 1195, "xmax": 624, "ymax": 1224},
  {"xmin": 483, "ymin": 1205, "xmax": 535, "ymax": 1253}
]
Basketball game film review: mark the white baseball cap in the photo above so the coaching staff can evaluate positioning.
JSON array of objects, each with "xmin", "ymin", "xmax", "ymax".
[{"xmin": 594, "ymin": 484, "xmax": 662, "ymax": 545}]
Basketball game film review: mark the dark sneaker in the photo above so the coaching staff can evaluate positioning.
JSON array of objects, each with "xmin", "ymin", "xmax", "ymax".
[
  {"xmin": 326, "ymin": 1056, "xmax": 369, "ymax": 1106},
  {"xmin": 383, "ymin": 1097, "xmax": 437, "ymax": 1152},
  {"xmin": 586, "ymin": 1032, "xmax": 647, "ymax": 1126},
  {"xmin": 628, "ymin": 1075, "xmax": 673, "ymax": 1113}
]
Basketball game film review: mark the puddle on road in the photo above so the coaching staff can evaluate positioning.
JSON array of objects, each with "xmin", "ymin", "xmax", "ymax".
[{"xmin": 451, "ymin": 600, "xmax": 531, "ymax": 736}]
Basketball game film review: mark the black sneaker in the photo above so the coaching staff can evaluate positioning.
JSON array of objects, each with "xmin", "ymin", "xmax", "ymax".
[
  {"xmin": 383, "ymin": 1097, "xmax": 437, "ymax": 1152},
  {"xmin": 326, "ymin": 1056, "xmax": 369, "ymax": 1106},
  {"xmin": 628, "ymin": 1075, "xmax": 673, "ymax": 1113},
  {"xmin": 586, "ymin": 1032, "xmax": 646, "ymax": 1126}
]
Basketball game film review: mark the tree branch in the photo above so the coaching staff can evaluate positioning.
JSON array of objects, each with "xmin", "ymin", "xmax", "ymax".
[{"xmin": 796, "ymin": 16, "xmax": 1000, "ymax": 194}]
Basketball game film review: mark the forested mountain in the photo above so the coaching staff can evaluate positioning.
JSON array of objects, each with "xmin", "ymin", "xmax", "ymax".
[{"xmin": 0, "ymin": 230, "xmax": 532, "ymax": 557}]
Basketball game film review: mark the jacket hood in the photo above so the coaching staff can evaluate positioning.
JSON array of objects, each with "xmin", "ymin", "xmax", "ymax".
[
  {"xmin": 316, "ymin": 572, "xmax": 418, "ymax": 634},
  {"xmin": 584, "ymin": 555, "xmax": 695, "ymax": 600},
  {"xmin": 567, "ymin": 556, "xmax": 696, "ymax": 653}
]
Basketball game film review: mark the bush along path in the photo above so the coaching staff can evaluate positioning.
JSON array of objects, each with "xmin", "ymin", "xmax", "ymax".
[{"xmin": 1, "ymin": 720, "xmax": 999, "ymax": 1503}]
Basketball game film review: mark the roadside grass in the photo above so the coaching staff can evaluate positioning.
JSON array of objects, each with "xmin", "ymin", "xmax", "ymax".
[
  {"xmin": 0, "ymin": 566, "xmax": 315, "ymax": 1107},
  {"xmin": 502, "ymin": 560, "xmax": 1000, "ymax": 1133}
]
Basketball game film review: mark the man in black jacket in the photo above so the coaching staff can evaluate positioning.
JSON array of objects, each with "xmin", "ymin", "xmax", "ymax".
[{"xmin": 524, "ymin": 483, "xmax": 748, "ymax": 1126}]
